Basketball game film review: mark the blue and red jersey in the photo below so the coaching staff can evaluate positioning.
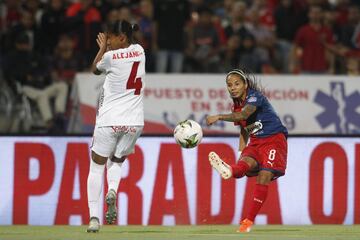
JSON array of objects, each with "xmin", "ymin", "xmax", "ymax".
[{"xmin": 233, "ymin": 88, "xmax": 288, "ymax": 138}]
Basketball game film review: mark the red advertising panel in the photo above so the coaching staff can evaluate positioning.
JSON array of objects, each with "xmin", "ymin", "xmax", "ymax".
[{"xmin": 0, "ymin": 137, "xmax": 359, "ymax": 225}]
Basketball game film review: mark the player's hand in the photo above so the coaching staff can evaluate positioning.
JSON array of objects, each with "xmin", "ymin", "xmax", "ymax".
[
  {"xmin": 96, "ymin": 32, "xmax": 107, "ymax": 51},
  {"xmin": 206, "ymin": 115, "xmax": 220, "ymax": 126}
]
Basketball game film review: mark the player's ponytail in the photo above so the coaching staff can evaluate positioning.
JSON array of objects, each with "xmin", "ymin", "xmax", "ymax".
[
  {"xmin": 107, "ymin": 20, "xmax": 139, "ymax": 44},
  {"xmin": 132, "ymin": 23, "xmax": 140, "ymax": 32}
]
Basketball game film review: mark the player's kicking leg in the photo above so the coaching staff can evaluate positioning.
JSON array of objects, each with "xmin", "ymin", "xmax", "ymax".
[
  {"xmin": 208, "ymin": 151, "xmax": 256, "ymax": 233},
  {"xmin": 208, "ymin": 151, "xmax": 232, "ymax": 179}
]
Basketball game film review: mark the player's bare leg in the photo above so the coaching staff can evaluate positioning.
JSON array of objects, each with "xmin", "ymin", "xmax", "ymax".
[{"xmin": 87, "ymin": 151, "xmax": 107, "ymax": 233}]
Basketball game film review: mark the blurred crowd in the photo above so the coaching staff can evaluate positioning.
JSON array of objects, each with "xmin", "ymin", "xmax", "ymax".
[{"xmin": 0, "ymin": 0, "xmax": 359, "ymax": 133}]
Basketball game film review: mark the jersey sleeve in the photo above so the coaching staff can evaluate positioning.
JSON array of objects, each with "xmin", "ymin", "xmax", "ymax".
[
  {"xmin": 245, "ymin": 90, "xmax": 264, "ymax": 107},
  {"xmin": 96, "ymin": 52, "xmax": 111, "ymax": 73}
]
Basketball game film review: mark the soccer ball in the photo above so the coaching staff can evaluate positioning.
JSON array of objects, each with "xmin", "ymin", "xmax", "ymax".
[{"xmin": 174, "ymin": 119, "xmax": 203, "ymax": 148}]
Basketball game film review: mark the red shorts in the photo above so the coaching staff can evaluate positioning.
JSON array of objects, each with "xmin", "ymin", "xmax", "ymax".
[{"xmin": 241, "ymin": 133, "xmax": 287, "ymax": 179}]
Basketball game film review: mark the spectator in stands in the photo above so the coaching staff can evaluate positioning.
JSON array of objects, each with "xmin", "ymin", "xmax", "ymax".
[
  {"xmin": 23, "ymin": 0, "xmax": 43, "ymax": 27},
  {"xmin": 306, "ymin": 0, "xmax": 332, "ymax": 9},
  {"xmin": 5, "ymin": 10, "xmax": 42, "ymax": 54},
  {"xmin": 97, "ymin": 0, "xmax": 124, "ymax": 20},
  {"xmin": 345, "ymin": 53, "xmax": 360, "ymax": 75},
  {"xmin": 224, "ymin": 1, "xmax": 251, "ymax": 40},
  {"xmin": 332, "ymin": 1, "xmax": 360, "ymax": 78},
  {"xmin": 274, "ymin": 0, "xmax": 307, "ymax": 72},
  {"xmin": 214, "ymin": 0, "xmax": 235, "ymax": 28},
  {"xmin": 152, "ymin": 0, "xmax": 191, "ymax": 73},
  {"xmin": 186, "ymin": 6, "xmax": 221, "ymax": 72},
  {"xmin": 104, "ymin": 8, "xmax": 120, "ymax": 29},
  {"xmin": 5, "ymin": 33, "xmax": 68, "ymax": 133},
  {"xmin": 333, "ymin": 0, "xmax": 352, "ymax": 27},
  {"xmin": 51, "ymin": 34, "xmax": 84, "ymax": 86},
  {"xmin": 2, "ymin": 0, "xmax": 359, "ymax": 82},
  {"xmin": 339, "ymin": 5, "xmax": 360, "ymax": 48},
  {"xmin": 50, "ymin": 34, "xmax": 84, "ymax": 123},
  {"xmin": 41, "ymin": 0, "xmax": 67, "ymax": 55},
  {"xmin": 343, "ymin": 17, "xmax": 360, "ymax": 75},
  {"xmin": 290, "ymin": 5, "xmax": 335, "ymax": 74},
  {"xmin": 351, "ymin": 18, "xmax": 360, "ymax": 49},
  {"xmin": 1, "ymin": 0, "xmax": 22, "ymax": 32},
  {"xmin": 118, "ymin": 5, "xmax": 134, "ymax": 23},
  {"xmin": 137, "ymin": 0, "xmax": 155, "ymax": 72},
  {"xmin": 219, "ymin": 34, "xmax": 241, "ymax": 72},
  {"xmin": 323, "ymin": 8, "xmax": 341, "ymax": 41},
  {"xmin": 238, "ymin": 33, "xmax": 269, "ymax": 73},
  {"xmin": 65, "ymin": 0, "xmax": 102, "ymax": 68},
  {"xmin": 248, "ymin": 0, "xmax": 275, "ymax": 31},
  {"xmin": 246, "ymin": 9, "xmax": 275, "ymax": 72}
]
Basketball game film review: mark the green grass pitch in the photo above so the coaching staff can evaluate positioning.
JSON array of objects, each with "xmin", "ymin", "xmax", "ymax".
[{"xmin": 0, "ymin": 225, "xmax": 360, "ymax": 240}]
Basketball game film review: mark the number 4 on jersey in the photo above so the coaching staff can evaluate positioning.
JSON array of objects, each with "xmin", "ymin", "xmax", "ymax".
[{"xmin": 126, "ymin": 61, "xmax": 142, "ymax": 95}]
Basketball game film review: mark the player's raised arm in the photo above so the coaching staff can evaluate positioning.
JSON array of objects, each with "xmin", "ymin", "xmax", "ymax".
[
  {"xmin": 221, "ymin": 104, "xmax": 256, "ymax": 122},
  {"xmin": 91, "ymin": 32, "xmax": 107, "ymax": 75},
  {"xmin": 206, "ymin": 104, "xmax": 257, "ymax": 125}
]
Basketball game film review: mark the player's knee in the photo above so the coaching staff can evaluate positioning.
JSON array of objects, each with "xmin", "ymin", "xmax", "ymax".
[
  {"xmin": 257, "ymin": 170, "xmax": 273, "ymax": 184},
  {"xmin": 245, "ymin": 170, "xmax": 259, "ymax": 177},
  {"xmin": 111, "ymin": 155, "xmax": 127, "ymax": 163},
  {"xmin": 91, "ymin": 150, "xmax": 107, "ymax": 165}
]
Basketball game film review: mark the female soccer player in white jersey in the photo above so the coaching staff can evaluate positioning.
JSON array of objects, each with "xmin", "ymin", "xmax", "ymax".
[{"xmin": 86, "ymin": 20, "xmax": 145, "ymax": 233}]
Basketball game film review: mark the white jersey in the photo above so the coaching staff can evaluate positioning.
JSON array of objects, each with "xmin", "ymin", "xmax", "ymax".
[{"xmin": 96, "ymin": 44, "xmax": 145, "ymax": 126}]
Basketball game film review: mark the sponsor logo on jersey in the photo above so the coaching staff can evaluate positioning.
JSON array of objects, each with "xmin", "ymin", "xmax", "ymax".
[{"xmin": 247, "ymin": 96, "xmax": 257, "ymax": 103}]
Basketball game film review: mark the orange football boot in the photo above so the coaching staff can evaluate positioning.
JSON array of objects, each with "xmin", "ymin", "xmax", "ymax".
[{"xmin": 237, "ymin": 218, "xmax": 253, "ymax": 233}]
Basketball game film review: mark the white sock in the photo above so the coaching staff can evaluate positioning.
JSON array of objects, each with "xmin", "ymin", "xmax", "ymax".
[
  {"xmin": 87, "ymin": 160, "xmax": 105, "ymax": 219},
  {"xmin": 106, "ymin": 159, "xmax": 123, "ymax": 193}
]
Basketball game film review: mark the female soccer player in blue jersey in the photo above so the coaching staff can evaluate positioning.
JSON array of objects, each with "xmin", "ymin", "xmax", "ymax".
[{"xmin": 206, "ymin": 69, "xmax": 288, "ymax": 233}]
